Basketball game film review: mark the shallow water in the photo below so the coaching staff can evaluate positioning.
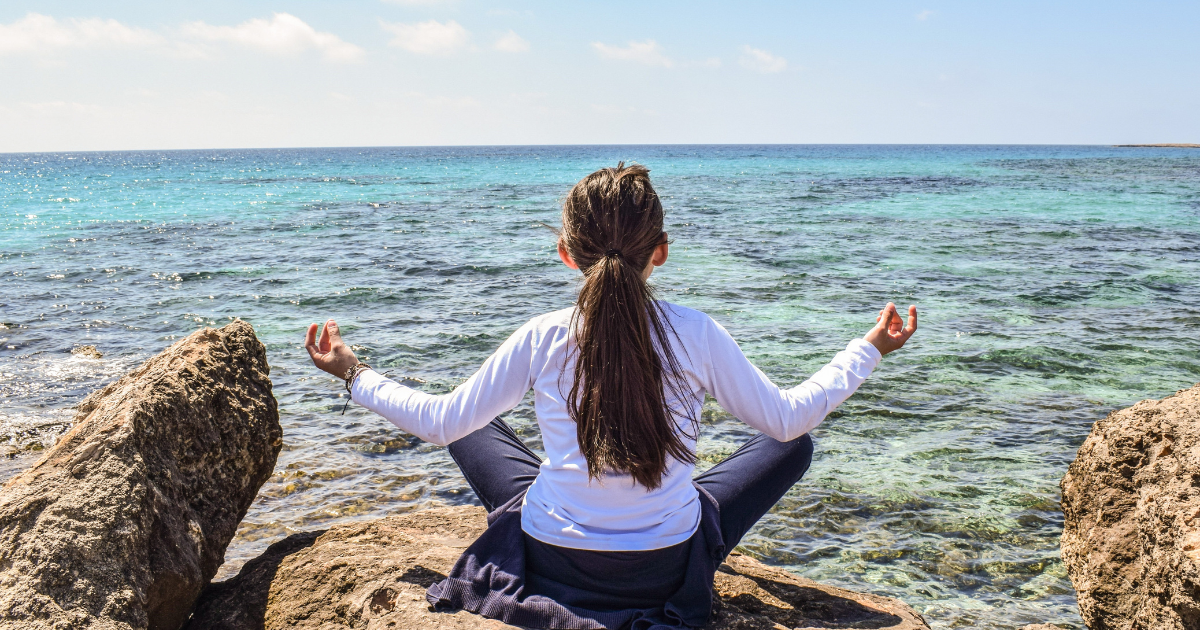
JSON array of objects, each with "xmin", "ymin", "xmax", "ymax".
[{"xmin": 2, "ymin": 145, "xmax": 1199, "ymax": 629}]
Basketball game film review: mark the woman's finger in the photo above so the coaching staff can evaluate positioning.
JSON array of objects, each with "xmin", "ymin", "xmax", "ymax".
[
  {"xmin": 304, "ymin": 323, "xmax": 321, "ymax": 360},
  {"xmin": 896, "ymin": 306, "xmax": 917, "ymax": 342},
  {"xmin": 317, "ymin": 320, "xmax": 331, "ymax": 352},
  {"xmin": 326, "ymin": 319, "xmax": 341, "ymax": 344},
  {"xmin": 884, "ymin": 303, "xmax": 900, "ymax": 334}
]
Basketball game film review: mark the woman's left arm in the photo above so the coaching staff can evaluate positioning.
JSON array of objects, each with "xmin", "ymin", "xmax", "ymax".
[
  {"xmin": 305, "ymin": 319, "xmax": 535, "ymax": 446},
  {"xmin": 702, "ymin": 303, "xmax": 916, "ymax": 442}
]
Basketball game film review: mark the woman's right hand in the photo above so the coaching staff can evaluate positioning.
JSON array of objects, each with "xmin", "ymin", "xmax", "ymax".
[
  {"xmin": 305, "ymin": 319, "xmax": 360, "ymax": 378},
  {"xmin": 864, "ymin": 302, "xmax": 917, "ymax": 357}
]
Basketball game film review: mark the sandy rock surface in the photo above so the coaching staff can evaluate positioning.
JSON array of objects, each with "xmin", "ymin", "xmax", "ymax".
[
  {"xmin": 1061, "ymin": 383, "xmax": 1200, "ymax": 630},
  {"xmin": 0, "ymin": 321, "xmax": 281, "ymax": 630},
  {"xmin": 186, "ymin": 505, "xmax": 929, "ymax": 630}
]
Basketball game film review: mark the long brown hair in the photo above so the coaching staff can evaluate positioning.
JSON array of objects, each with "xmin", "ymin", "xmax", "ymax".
[{"xmin": 560, "ymin": 162, "xmax": 696, "ymax": 490}]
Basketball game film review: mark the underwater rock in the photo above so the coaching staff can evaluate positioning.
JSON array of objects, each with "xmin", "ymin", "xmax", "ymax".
[
  {"xmin": 185, "ymin": 506, "xmax": 929, "ymax": 630},
  {"xmin": 1061, "ymin": 383, "xmax": 1200, "ymax": 630},
  {"xmin": 72, "ymin": 344, "xmax": 103, "ymax": 359},
  {"xmin": 0, "ymin": 320, "xmax": 281, "ymax": 630}
]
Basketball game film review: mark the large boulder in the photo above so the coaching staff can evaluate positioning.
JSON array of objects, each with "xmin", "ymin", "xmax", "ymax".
[
  {"xmin": 185, "ymin": 506, "xmax": 929, "ymax": 630},
  {"xmin": 1061, "ymin": 383, "xmax": 1200, "ymax": 630},
  {"xmin": 0, "ymin": 321, "xmax": 281, "ymax": 630}
]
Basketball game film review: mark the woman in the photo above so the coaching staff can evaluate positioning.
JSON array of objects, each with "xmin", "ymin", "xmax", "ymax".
[{"xmin": 305, "ymin": 163, "xmax": 916, "ymax": 629}]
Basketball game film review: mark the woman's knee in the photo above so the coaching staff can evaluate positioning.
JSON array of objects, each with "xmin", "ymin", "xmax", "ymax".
[
  {"xmin": 786, "ymin": 432, "xmax": 813, "ymax": 458},
  {"xmin": 785, "ymin": 433, "xmax": 814, "ymax": 477},
  {"xmin": 792, "ymin": 432, "xmax": 811, "ymax": 456}
]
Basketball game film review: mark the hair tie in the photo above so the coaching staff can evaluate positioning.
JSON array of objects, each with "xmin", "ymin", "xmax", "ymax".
[{"xmin": 604, "ymin": 249, "xmax": 622, "ymax": 258}]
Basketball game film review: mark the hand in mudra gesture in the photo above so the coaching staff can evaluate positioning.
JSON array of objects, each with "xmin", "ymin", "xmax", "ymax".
[
  {"xmin": 864, "ymin": 302, "xmax": 917, "ymax": 356},
  {"xmin": 305, "ymin": 319, "xmax": 360, "ymax": 377}
]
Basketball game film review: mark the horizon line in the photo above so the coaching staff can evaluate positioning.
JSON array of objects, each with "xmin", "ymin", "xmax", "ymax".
[{"xmin": 3, "ymin": 142, "xmax": 1197, "ymax": 157}]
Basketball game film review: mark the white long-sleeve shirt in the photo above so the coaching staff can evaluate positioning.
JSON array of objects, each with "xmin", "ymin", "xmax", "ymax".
[{"xmin": 351, "ymin": 303, "xmax": 882, "ymax": 551}]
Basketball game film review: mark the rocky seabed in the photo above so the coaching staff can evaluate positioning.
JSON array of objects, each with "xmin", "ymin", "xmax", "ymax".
[{"xmin": 0, "ymin": 321, "xmax": 1195, "ymax": 629}]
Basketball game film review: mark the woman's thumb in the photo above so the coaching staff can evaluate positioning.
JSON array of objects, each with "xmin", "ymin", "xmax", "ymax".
[{"xmin": 875, "ymin": 305, "xmax": 892, "ymax": 328}]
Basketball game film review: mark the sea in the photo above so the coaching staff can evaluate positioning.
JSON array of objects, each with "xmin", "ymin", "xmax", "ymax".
[{"xmin": 2, "ymin": 145, "xmax": 1199, "ymax": 629}]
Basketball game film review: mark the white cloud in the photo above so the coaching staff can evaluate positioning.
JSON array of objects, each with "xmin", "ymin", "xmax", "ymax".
[
  {"xmin": 382, "ymin": 19, "xmax": 469, "ymax": 55},
  {"xmin": 20, "ymin": 100, "xmax": 104, "ymax": 113},
  {"xmin": 590, "ymin": 40, "xmax": 673, "ymax": 68},
  {"xmin": 739, "ymin": 45, "xmax": 786, "ymax": 74},
  {"xmin": 916, "ymin": 9, "xmax": 936, "ymax": 21},
  {"xmin": 181, "ymin": 13, "xmax": 364, "ymax": 62},
  {"xmin": 494, "ymin": 30, "xmax": 529, "ymax": 53},
  {"xmin": 0, "ymin": 13, "xmax": 162, "ymax": 55},
  {"xmin": 0, "ymin": 12, "xmax": 364, "ymax": 62}
]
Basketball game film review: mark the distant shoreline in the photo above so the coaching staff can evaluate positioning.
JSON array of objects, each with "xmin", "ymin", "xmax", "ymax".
[
  {"xmin": 6, "ymin": 144, "xmax": 1200, "ymax": 156},
  {"xmin": 1115, "ymin": 144, "xmax": 1200, "ymax": 148}
]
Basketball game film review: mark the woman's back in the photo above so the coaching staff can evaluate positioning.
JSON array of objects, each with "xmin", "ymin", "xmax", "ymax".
[{"xmin": 521, "ymin": 303, "xmax": 708, "ymax": 551}]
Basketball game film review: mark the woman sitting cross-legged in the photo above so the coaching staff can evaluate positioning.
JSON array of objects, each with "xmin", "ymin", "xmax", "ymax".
[{"xmin": 304, "ymin": 162, "xmax": 917, "ymax": 630}]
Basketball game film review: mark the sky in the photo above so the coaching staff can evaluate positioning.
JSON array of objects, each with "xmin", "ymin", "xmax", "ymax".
[{"xmin": 0, "ymin": 1, "xmax": 1197, "ymax": 151}]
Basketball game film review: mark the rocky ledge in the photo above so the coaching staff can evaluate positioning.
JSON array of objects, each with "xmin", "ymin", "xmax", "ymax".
[
  {"xmin": 0, "ymin": 321, "xmax": 281, "ymax": 630},
  {"xmin": 1061, "ymin": 382, "xmax": 1200, "ymax": 630},
  {"xmin": 185, "ymin": 505, "xmax": 929, "ymax": 630}
]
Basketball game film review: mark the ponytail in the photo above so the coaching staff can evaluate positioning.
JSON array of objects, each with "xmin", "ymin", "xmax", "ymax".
[{"xmin": 562, "ymin": 163, "xmax": 696, "ymax": 490}]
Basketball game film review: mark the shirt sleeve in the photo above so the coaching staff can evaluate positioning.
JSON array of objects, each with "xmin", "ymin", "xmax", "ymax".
[
  {"xmin": 701, "ymin": 318, "xmax": 882, "ymax": 442},
  {"xmin": 350, "ymin": 321, "xmax": 536, "ymax": 446}
]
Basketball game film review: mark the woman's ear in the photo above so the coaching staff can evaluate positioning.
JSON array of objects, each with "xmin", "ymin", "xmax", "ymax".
[
  {"xmin": 651, "ymin": 234, "xmax": 669, "ymax": 267},
  {"xmin": 558, "ymin": 240, "xmax": 580, "ymax": 270}
]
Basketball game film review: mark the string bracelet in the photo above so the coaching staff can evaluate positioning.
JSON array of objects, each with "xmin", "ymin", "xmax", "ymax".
[{"xmin": 343, "ymin": 362, "xmax": 372, "ymax": 393}]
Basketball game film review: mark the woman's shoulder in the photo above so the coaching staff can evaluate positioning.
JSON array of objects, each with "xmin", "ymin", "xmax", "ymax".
[
  {"xmin": 658, "ymin": 301, "xmax": 716, "ymax": 324},
  {"xmin": 657, "ymin": 302, "xmax": 723, "ymax": 339},
  {"xmin": 530, "ymin": 306, "xmax": 575, "ymax": 325},
  {"xmin": 518, "ymin": 306, "xmax": 575, "ymax": 338}
]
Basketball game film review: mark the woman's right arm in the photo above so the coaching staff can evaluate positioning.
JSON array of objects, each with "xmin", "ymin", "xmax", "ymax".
[
  {"xmin": 308, "ymin": 320, "xmax": 535, "ymax": 446},
  {"xmin": 702, "ymin": 304, "xmax": 915, "ymax": 442}
]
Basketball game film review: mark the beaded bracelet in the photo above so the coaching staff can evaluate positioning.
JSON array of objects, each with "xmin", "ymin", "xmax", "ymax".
[{"xmin": 343, "ymin": 362, "xmax": 372, "ymax": 393}]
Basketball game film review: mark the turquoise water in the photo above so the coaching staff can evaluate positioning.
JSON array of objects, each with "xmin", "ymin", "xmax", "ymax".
[{"xmin": 2, "ymin": 145, "xmax": 1198, "ymax": 629}]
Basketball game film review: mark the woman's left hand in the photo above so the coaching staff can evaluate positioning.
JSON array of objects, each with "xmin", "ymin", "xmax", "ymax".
[
  {"xmin": 305, "ymin": 319, "xmax": 360, "ymax": 378},
  {"xmin": 864, "ymin": 302, "xmax": 917, "ymax": 357}
]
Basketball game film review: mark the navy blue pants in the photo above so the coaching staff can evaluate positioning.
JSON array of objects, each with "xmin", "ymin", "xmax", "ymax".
[{"xmin": 446, "ymin": 417, "xmax": 814, "ymax": 558}]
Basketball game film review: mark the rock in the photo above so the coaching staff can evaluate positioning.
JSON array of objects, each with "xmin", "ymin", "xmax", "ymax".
[
  {"xmin": 711, "ymin": 553, "xmax": 928, "ymax": 630},
  {"xmin": 72, "ymin": 344, "xmax": 103, "ymax": 359},
  {"xmin": 0, "ymin": 321, "xmax": 281, "ymax": 630},
  {"xmin": 1017, "ymin": 625, "xmax": 1066, "ymax": 630},
  {"xmin": 1061, "ymin": 383, "xmax": 1200, "ymax": 630},
  {"xmin": 186, "ymin": 506, "xmax": 929, "ymax": 630}
]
